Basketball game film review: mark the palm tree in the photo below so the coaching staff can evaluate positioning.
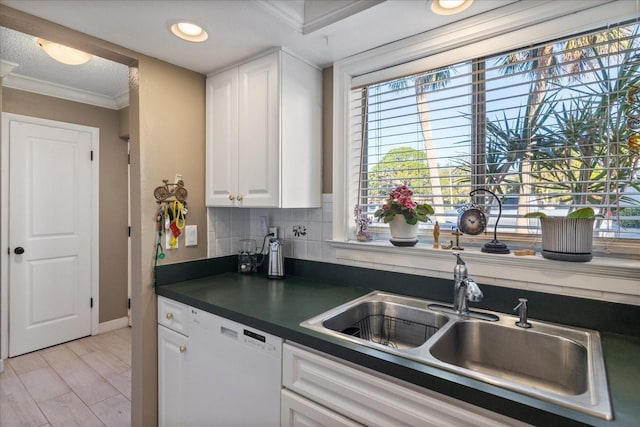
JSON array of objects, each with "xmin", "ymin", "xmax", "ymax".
[
  {"xmin": 534, "ymin": 44, "xmax": 640, "ymax": 212},
  {"xmin": 386, "ymin": 67, "xmax": 452, "ymax": 222},
  {"xmin": 496, "ymin": 26, "xmax": 634, "ymax": 226}
]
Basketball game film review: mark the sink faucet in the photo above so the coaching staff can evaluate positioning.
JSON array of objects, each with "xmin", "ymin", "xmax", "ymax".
[{"xmin": 452, "ymin": 252, "xmax": 483, "ymax": 315}]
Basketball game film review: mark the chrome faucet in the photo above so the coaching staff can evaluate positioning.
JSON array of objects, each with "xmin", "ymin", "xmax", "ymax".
[
  {"xmin": 514, "ymin": 298, "xmax": 532, "ymax": 328},
  {"xmin": 452, "ymin": 252, "xmax": 483, "ymax": 315}
]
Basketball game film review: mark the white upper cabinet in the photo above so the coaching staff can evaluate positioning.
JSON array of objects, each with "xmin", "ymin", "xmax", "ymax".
[
  {"xmin": 206, "ymin": 50, "xmax": 322, "ymax": 208},
  {"xmin": 205, "ymin": 67, "xmax": 239, "ymax": 207}
]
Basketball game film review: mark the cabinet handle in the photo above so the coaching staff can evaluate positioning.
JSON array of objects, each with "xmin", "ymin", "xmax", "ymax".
[
  {"xmin": 229, "ymin": 195, "xmax": 236, "ymax": 201},
  {"xmin": 236, "ymin": 195, "xmax": 243, "ymax": 201},
  {"xmin": 166, "ymin": 312, "xmax": 174, "ymax": 320},
  {"xmin": 179, "ymin": 345, "xmax": 187, "ymax": 353}
]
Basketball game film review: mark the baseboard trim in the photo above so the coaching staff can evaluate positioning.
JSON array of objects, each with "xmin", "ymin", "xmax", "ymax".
[
  {"xmin": 98, "ymin": 316, "xmax": 129, "ymax": 334},
  {"xmin": 0, "ymin": 358, "xmax": 4, "ymax": 373}
]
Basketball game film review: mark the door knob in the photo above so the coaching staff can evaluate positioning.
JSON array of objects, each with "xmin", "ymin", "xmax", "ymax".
[{"xmin": 14, "ymin": 247, "xmax": 24, "ymax": 255}]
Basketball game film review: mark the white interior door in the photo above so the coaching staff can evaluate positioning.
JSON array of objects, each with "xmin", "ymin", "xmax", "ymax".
[{"xmin": 7, "ymin": 116, "xmax": 96, "ymax": 357}]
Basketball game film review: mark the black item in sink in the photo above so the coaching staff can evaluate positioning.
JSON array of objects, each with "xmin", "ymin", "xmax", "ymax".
[
  {"xmin": 345, "ymin": 314, "xmax": 440, "ymax": 349},
  {"xmin": 341, "ymin": 326, "xmax": 361, "ymax": 337}
]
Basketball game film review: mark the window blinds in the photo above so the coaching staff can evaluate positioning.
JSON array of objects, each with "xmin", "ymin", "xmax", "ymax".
[{"xmin": 352, "ymin": 21, "xmax": 640, "ymax": 239}]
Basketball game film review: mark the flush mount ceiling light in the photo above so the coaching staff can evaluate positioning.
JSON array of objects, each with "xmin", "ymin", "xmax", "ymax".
[
  {"xmin": 170, "ymin": 22, "xmax": 208, "ymax": 42},
  {"xmin": 37, "ymin": 39, "xmax": 93, "ymax": 65},
  {"xmin": 430, "ymin": 0, "xmax": 474, "ymax": 15}
]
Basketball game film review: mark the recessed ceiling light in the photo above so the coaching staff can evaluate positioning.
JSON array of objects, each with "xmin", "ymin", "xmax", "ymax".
[
  {"xmin": 430, "ymin": 0, "xmax": 474, "ymax": 15},
  {"xmin": 171, "ymin": 22, "xmax": 208, "ymax": 42},
  {"xmin": 37, "ymin": 39, "xmax": 93, "ymax": 65}
]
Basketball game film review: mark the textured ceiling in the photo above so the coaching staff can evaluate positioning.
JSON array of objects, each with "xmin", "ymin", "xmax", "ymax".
[{"xmin": 0, "ymin": 26, "xmax": 129, "ymax": 99}]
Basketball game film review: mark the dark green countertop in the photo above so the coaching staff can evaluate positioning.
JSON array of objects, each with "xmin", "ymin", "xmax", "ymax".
[{"xmin": 156, "ymin": 272, "xmax": 640, "ymax": 427}]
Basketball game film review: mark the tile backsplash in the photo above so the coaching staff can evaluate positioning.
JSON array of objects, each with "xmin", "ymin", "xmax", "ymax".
[
  {"xmin": 207, "ymin": 194, "xmax": 335, "ymax": 262},
  {"xmin": 206, "ymin": 194, "xmax": 639, "ymax": 305}
]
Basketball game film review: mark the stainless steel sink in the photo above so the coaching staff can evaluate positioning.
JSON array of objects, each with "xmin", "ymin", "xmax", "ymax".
[
  {"xmin": 430, "ymin": 320, "xmax": 588, "ymax": 396},
  {"xmin": 300, "ymin": 291, "xmax": 612, "ymax": 420},
  {"xmin": 321, "ymin": 299, "xmax": 449, "ymax": 349},
  {"xmin": 302, "ymin": 292, "xmax": 450, "ymax": 351}
]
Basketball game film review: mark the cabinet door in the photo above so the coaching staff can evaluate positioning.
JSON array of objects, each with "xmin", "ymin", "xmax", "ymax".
[
  {"xmin": 237, "ymin": 52, "xmax": 280, "ymax": 207},
  {"xmin": 284, "ymin": 343, "xmax": 529, "ymax": 427},
  {"xmin": 206, "ymin": 67, "xmax": 239, "ymax": 206},
  {"xmin": 158, "ymin": 325, "xmax": 188, "ymax": 427},
  {"xmin": 282, "ymin": 389, "xmax": 363, "ymax": 427},
  {"xmin": 157, "ymin": 295, "xmax": 190, "ymax": 336}
]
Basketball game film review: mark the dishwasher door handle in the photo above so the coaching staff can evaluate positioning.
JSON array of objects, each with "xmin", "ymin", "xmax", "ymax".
[{"xmin": 220, "ymin": 325, "xmax": 238, "ymax": 339}]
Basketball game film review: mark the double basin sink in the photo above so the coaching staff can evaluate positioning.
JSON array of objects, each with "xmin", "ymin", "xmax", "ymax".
[{"xmin": 300, "ymin": 291, "xmax": 611, "ymax": 420}]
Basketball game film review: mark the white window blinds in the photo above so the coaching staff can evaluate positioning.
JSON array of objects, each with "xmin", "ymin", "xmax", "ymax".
[{"xmin": 352, "ymin": 21, "xmax": 640, "ymax": 240}]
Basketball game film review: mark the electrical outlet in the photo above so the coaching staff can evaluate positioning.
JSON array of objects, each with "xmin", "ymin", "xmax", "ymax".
[{"xmin": 269, "ymin": 226, "xmax": 278, "ymax": 239}]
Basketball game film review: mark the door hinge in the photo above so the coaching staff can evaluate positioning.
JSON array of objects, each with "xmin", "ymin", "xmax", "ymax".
[
  {"xmin": 128, "ymin": 298, "xmax": 131, "ymax": 310},
  {"xmin": 90, "ymin": 297, "xmax": 93, "ymax": 308},
  {"xmin": 128, "ymin": 226, "xmax": 131, "ymax": 237},
  {"xmin": 128, "ymin": 153, "xmax": 131, "ymax": 165},
  {"xmin": 90, "ymin": 150, "xmax": 94, "ymax": 161}
]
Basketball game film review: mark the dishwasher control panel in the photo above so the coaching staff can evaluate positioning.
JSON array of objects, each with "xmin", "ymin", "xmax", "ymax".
[
  {"xmin": 243, "ymin": 329, "xmax": 279, "ymax": 354},
  {"xmin": 190, "ymin": 307, "xmax": 281, "ymax": 357}
]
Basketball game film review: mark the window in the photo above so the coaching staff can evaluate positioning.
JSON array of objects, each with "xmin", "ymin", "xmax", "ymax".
[{"xmin": 352, "ymin": 21, "xmax": 640, "ymax": 242}]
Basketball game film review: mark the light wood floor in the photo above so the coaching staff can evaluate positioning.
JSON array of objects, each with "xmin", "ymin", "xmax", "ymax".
[{"xmin": 0, "ymin": 327, "xmax": 131, "ymax": 427}]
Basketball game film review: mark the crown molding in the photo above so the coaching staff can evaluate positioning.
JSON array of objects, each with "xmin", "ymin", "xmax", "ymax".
[
  {"xmin": 256, "ymin": 0, "xmax": 384, "ymax": 35},
  {"xmin": 1, "ymin": 73, "xmax": 128, "ymax": 110},
  {"xmin": 0, "ymin": 60, "xmax": 19, "ymax": 78}
]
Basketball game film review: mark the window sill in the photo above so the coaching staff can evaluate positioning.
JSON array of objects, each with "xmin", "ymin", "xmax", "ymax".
[{"xmin": 329, "ymin": 240, "xmax": 640, "ymax": 305}]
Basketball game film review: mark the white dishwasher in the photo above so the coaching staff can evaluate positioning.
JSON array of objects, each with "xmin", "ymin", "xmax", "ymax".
[{"xmin": 186, "ymin": 306, "xmax": 282, "ymax": 426}]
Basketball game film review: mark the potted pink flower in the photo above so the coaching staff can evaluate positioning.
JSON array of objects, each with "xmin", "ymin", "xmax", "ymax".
[{"xmin": 374, "ymin": 185, "xmax": 434, "ymax": 246}]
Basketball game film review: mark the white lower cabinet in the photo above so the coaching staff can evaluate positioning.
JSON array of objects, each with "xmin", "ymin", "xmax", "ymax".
[
  {"xmin": 282, "ymin": 342, "xmax": 530, "ymax": 427},
  {"xmin": 281, "ymin": 389, "xmax": 364, "ymax": 427},
  {"xmin": 157, "ymin": 296, "xmax": 190, "ymax": 427},
  {"xmin": 158, "ymin": 325, "xmax": 188, "ymax": 427}
]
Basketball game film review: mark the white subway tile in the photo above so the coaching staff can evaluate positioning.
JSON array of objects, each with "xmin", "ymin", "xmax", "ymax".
[
  {"xmin": 307, "ymin": 222, "xmax": 322, "ymax": 241},
  {"xmin": 307, "ymin": 241, "xmax": 323, "ymax": 261},
  {"xmin": 215, "ymin": 238, "xmax": 232, "ymax": 257}
]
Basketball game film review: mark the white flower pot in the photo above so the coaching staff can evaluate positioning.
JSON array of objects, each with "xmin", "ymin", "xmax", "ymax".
[
  {"xmin": 540, "ymin": 217, "xmax": 594, "ymax": 262},
  {"xmin": 388, "ymin": 215, "xmax": 418, "ymax": 246}
]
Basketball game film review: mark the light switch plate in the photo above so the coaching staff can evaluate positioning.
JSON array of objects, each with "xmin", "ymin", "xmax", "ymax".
[{"xmin": 185, "ymin": 225, "xmax": 197, "ymax": 246}]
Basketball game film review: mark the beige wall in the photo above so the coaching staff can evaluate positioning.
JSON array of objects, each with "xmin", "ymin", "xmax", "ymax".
[
  {"xmin": 2, "ymin": 88, "xmax": 129, "ymax": 323},
  {"xmin": 119, "ymin": 106, "xmax": 130, "ymax": 139},
  {"xmin": 137, "ymin": 60, "xmax": 207, "ymax": 266},
  {"xmin": 130, "ymin": 57, "xmax": 206, "ymax": 427}
]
